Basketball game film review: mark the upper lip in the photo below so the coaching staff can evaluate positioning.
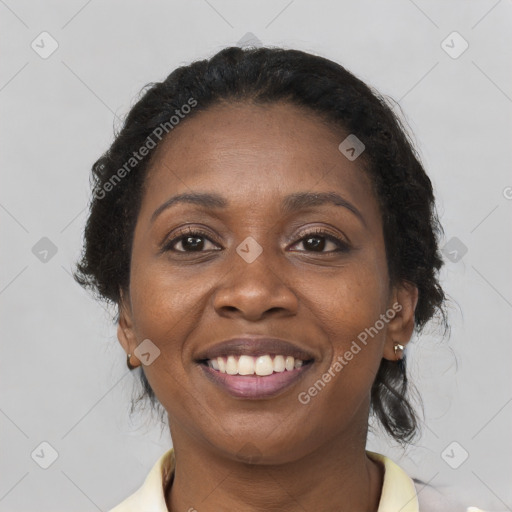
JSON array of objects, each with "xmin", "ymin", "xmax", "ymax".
[{"xmin": 194, "ymin": 336, "xmax": 316, "ymax": 362}]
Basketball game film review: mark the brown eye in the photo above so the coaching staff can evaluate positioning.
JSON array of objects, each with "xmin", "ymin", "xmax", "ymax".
[
  {"xmin": 163, "ymin": 228, "xmax": 220, "ymax": 253},
  {"xmin": 291, "ymin": 229, "xmax": 350, "ymax": 253}
]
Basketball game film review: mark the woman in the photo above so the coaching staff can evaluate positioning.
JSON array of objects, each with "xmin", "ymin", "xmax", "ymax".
[{"xmin": 74, "ymin": 46, "xmax": 485, "ymax": 511}]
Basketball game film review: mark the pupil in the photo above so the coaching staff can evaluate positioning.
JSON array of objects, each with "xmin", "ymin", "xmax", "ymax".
[
  {"xmin": 184, "ymin": 236, "xmax": 203, "ymax": 251},
  {"xmin": 306, "ymin": 236, "xmax": 324, "ymax": 251}
]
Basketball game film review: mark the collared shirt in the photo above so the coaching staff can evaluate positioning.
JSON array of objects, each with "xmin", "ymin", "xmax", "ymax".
[{"xmin": 107, "ymin": 449, "xmax": 485, "ymax": 512}]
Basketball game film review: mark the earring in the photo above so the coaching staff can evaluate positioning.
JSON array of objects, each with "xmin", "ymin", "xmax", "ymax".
[
  {"xmin": 127, "ymin": 353, "xmax": 137, "ymax": 370},
  {"xmin": 393, "ymin": 343, "xmax": 405, "ymax": 361}
]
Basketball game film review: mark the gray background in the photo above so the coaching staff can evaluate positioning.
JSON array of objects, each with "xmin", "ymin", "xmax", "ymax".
[{"xmin": 1, "ymin": 0, "xmax": 511, "ymax": 510}]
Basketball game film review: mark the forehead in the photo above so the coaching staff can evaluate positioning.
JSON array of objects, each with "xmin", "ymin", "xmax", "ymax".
[{"xmin": 139, "ymin": 101, "xmax": 379, "ymax": 222}]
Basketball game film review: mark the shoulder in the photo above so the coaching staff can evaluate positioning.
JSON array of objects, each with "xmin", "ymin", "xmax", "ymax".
[
  {"xmin": 368, "ymin": 450, "xmax": 488, "ymax": 512},
  {"xmin": 107, "ymin": 449, "xmax": 174, "ymax": 512},
  {"xmin": 413, "ymin": 479, "xmax": 487, "ymax": 512}
]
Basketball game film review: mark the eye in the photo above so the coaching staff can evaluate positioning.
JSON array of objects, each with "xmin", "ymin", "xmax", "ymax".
[
  {"xmin": 290, "ymin": 228, "xmax": 350, "ymax": 253},
  {"xmin": 161, "ymin": 226, "xmax": 350, "ymax": 254},
  {"xmin": 162, "ymin": 227, "xmax": 220, "ymax": 253}
]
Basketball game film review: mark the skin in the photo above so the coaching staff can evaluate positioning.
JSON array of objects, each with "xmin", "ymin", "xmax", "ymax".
[{"xmin": 117, "ymin": 101, "xmax": 418, "ymax": 512}]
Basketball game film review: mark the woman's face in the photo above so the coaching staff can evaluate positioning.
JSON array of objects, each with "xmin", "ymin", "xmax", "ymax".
[{"xmin": 118, "ymin": 101, "xmax": 417, "ymax": 463}]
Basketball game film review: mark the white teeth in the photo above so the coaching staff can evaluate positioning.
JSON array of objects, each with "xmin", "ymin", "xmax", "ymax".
[
  {"xmin": 238, "ymin": 355, "xmax": 255, "ymax": 375},
  {"xmin": 226, "ymin": 355, "xmax": 238, "ymax": 375},
  {"xmin": 206, "ymin": 354, "xmax": 307, "ymax": 375},
  {"xmin": 255, "ymin": 355, "xmax": 273, "ymax": 376},
  {"xmin": 273, "ymin": 355, "xmax": 285, "ymax": 372}
]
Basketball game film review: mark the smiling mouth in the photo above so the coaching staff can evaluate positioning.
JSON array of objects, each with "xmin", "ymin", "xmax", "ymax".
[
  {"xmin": 197, "ymin": 355, "xmax": 315, "ymax": 399},
  {"xmin": 199, "ymin": 354, "xmax": 314, "ymax": 376}
]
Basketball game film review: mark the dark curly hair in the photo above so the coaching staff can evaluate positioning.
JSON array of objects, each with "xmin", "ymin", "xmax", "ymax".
[{"xmin": 73, "ymin": 46, "xmax": 448, "ymax": 445}]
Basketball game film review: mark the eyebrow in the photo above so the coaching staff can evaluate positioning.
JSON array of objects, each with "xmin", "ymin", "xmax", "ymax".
[{"xmin": 150, "ymin": 191, "xmax": 366, "ymax": 226}]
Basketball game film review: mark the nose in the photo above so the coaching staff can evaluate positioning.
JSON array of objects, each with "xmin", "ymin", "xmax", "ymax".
[{"xmin": 212, "ymin": 249, "xmax": 299, "ymax": 321}]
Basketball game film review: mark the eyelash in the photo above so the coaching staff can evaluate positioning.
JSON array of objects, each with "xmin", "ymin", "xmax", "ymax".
[
  {"xmin": 162, "ymin": 226, "xmax": 350, "ymax": 254},
  {"xmin": 294, "ymin": 227, "xmax": 350, "ymax": 253}
]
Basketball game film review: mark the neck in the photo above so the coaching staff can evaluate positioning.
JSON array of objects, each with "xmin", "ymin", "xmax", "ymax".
[{"xmin": 165, "ymin": 426, "xmax": 383, "ymax": 512}]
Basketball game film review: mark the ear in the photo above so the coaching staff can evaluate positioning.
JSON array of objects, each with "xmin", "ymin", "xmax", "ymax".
[
  {"xmin": 382, "ymin": 281, "xmax": 419, "ymax": 361},
  {"xmin": 117, "ymin": 288, "xmax": 139, "ymax": 365}
]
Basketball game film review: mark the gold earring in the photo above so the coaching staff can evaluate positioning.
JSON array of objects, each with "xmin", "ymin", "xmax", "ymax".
[
  {"xmin": 127, "ymin": 353, "xmax": 137, "ymax": 370},
  {"xmin": 393, "ymin": 343, "xmax": 405, "ymax": 361}
]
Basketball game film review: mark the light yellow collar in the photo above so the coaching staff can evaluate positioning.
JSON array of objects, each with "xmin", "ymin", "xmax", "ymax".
[
  {"xmin": 367, "ymin": 451, "xmax": 419, "ymax": 511},
  {"xmin": 108, "ymin": 448, "xmax": 419, "ymax": 512}
]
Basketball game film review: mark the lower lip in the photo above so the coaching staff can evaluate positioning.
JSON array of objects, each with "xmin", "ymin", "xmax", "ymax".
[{"xmin": 198, "ymin": 362, "xmax": 314, "ymax": 399}]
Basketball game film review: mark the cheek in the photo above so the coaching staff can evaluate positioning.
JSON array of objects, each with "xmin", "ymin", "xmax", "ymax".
[
  {"xmin": 128, "ymin": 260, "xmax": 210, "ymax": 356},
  {"xmin": 131, "ymin": 277, "xmax": 199, "ymax": 334},
  {"xmin": 299, "ymin": 260, "xmax": 389, "ymax": 407},
  {"xmin": 309, "ymin": 258, "xmax": 389, "ymax": 351},
  {"xmin": 127, "ymin": 267, "xmax": 206, "ymax": 426},
  {"xmin": 127, "ymin": 257, "xmax": 231, "ymax": 414}
]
